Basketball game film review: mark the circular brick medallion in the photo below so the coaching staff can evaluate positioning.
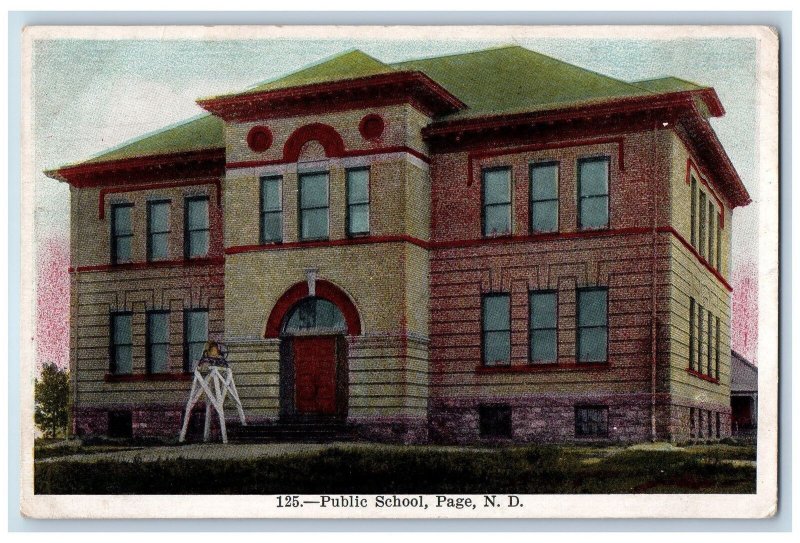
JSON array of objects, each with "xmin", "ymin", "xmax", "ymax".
[
  {"xmin": 246, "ymin": 125, "xmax": 273, "ymax": 153},
  {"xmin": 359, "ymin": 114, "xmax": 385, "ymax": 140}
]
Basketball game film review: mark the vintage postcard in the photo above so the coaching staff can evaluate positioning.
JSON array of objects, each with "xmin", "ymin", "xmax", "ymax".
[{"xmin": 19, "ymin": 24, "xmax": 779, "ymax": 519}]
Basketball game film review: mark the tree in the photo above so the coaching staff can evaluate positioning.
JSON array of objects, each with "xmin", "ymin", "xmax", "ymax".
[{"xmin": 35, "ymin": 363, "xmax": 69, "ymax": 438}]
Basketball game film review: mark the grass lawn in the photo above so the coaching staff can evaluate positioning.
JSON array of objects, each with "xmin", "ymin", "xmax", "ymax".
[{"xmin": 34, "ymin": 441, "xmax": 756, "ymax": 495}]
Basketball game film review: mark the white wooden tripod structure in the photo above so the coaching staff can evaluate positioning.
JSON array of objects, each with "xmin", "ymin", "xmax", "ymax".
[{"xmin": 178, "ymin": 365, "xmax": 246, "ymax": 444}]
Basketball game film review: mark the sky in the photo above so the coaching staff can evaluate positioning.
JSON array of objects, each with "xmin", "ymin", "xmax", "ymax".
[{"xmin": 31, "ymin": 35, "xmax": 762, "ymax": 367}]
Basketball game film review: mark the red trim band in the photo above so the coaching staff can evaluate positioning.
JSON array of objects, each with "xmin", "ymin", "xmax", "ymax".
[
  {"xmin": 685, "ymin": 367, "xmax": 720, "ymax": 384},
  {"xmin": 99, "ymin": 178, "xmax": 222, "ymax": 219},
  {"xmin": 476, "ymin": 362, "xmax": 609, "ymax": 373},
  {"xmin": 104, "ymin": 373, "xmax": 193, "ymax": 383},
  {"xmin": 69, "ymin": 256, "xmax": 224, "ymax": 274},
  {"xmin": 227, "ymin": 144, "xmax": 430, "ymax": 170},
  {"xmin": 226, "ymin": 235, "xmax": 429, "ymax": 255},
  {"xmin": 265, "ymin": 280, "xmax": 362, "ymax": 338}
]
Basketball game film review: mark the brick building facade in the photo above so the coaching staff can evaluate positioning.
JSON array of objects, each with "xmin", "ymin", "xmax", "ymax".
[{"xmin": 47, "ymin": 46, "xmax": 750, "ymax": 443}]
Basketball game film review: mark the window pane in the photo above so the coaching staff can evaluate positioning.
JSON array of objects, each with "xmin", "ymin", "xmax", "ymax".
[
  {"xmin": 531, "ymin": 163, "xmax": 558, "ymax": 200},
  {"xmin": 579, "ymin": 159, "xmax": 609, "ymax": 197},
  {"xmin": 284, "ymin": 298, "xmax": 346, "ymax": 334},
  {"xmin": 262, "ymin": 212, "xmax": 282, "ymax": 242},
  {"xmin": 347, "ymin": 169, "xmax": 369, "ymax": 204},
  {"xmin": 484, "ymin": 204, "xmax": 511, "ymax": 236},
  {"xmin": 300, "ymin": 173, "xmax": 329, "ymax": 208},
  {"xmin": 150, "ymin": 232, "xmax": 169, "ymax": 260},
  {"xmin": 530, "ymin": 292, "xmax": 557, "ymax": 328},
  {"xmin": 531, "ymin": 329, "xmax": 557, "ymax": 363},
  {"xmin": 580, "ymin": 196, "xmax": 608, "ymax": 229},
  {"xmin": 578, "ymin": 289, "xmax": 607, "ymax": 327},
  {"xmin": 113, "ymin": 206, "xmax": 132, "ymax": 235},
  {"xmin": 484, "ymin": 331, "xmax": 511, "ymax": 366},
  {"xmin": 113, "ymin": 314, "xmax": 132, "ymax": 345},
  {"xmin": 187, "ymin": 198, "xmax": 209, "ymax": 230},
  {"xmin": 483, "ymin": 295, "xmax": 510, "ymax": 331},
  {"xmin": 348, "ymin": 204, "xmax": 369, "ymax": 234},
  {"xmin": 578, "ymin": 327, "xmax": 607, "ymax": 362},
  {"xmin": 115, "ymin": 236, "xmax": 132, "ymax": 262},
  {"xmin": 187, "ymin": 343, "xmax": 204, "ymax": 367},
  {"xmin": 483, "ymin": 169, "xmax": 510, "ymax": 205},
  {"xmin": 149, "ymin": 344, "xmax": 169, "ymax": 373},
  {"xmin": 149, "ymin": 202, "xmax": 170, "ymax": 233},
  {"xmin": 261, "ymin": 178, "xmax": 281, "ymax": 211},
  {"xmin": 531, "ymin": 200, "xmax": 557, "ymax": 233},
  {"xmin": 186, "ymin": 311, "xmax": 208, "ymax": 343},
  {"xmin": 189, "ymin": 231, "xmax": 209, "ymax": 257},
  {"xmin": 114, "ymin": 346, "xmax": 132, "ymax": 374},
  {"xmin": 148, "ymin": 313, "xmax": 169, "ymax": 343},
  {"xmin": 301, "ymin": 208, "xmax": 329, "ymax": 239}
]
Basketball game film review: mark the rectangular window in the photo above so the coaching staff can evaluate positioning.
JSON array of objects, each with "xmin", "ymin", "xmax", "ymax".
[
  {"xmin": 577, "ymin": 288, "xmax": 608, "ymax": 363},
  {"xmin": 183, "ymin": 309, "xmax": 208, "ymax": 372},
  {"xmin": 529, "ymin": 162, "xmax": 558, "ymax": 233},
  {"xmin": 346, "ymin": 168, "xmax": 370, "ymax": 236},
  {"xmin": 690, "ymin": 176, "xmax": 698, "ymax": 247},
  {"xmin": 689, "ymin": 407, "xmax": 696, "ymax": 438},
  {"xmin": 111, "ymin": 203, "xmax": 133, "ymax": 264},
  {"xmin": 716, "ymin": 220, "xmax": 723, "ymax": 272},
  {"xmin": 482, "ymin": 167, "xmax": 512, "ymax": 236},
  {"xmin": 529, "ymin": 291, "xmax": 557, "ymax": 363},
  {"xmin": 107, "ymin": 411, "xmax": 133, "ymax": 439},
  {"xmin": 575, "ymin": 406, "xmax": 609, "ymax": 437},
  {"xmin": 146, "ymin": 311, "xmax": 170, "ymax": 374},
  {"xmin": 260, "ymin": 176, "xmax": 283, "ymax": 243},
  {"xmin": 147, "ymin": 200, "xmax": 170, "ymax": 261},
  {"xmin": 479, "ymin": 404, "xmax": 512, "ymax": 438},
  {"xmin": 715, "ymin": 316, "xmax": 721, "ymax": 380},
  {"xmin": 689, "ymin": 297, "xmax": 696, "ymax": 370},
  {"xmin": 708, "ymin": 202, "xmax": 716, "ymax": 268},
  {"xmin": 698, "ymin": 191, "xmax": 707, "ymax": 259},
  {"xmin": 185, "ymin": 196, "xmax": 209, "ymax": 258},
  {"xmin": 110, "ymin": 312, "xmax": 132, "ymax": 375},
  {"xmin": 578, "ymin": 157, "xmax": 610, "ymax": 230},
  {"xmin": 482, "ymin": 294, "xmax": 511, "ymax": 366},
  {"xmin": 707, "ymin": 309, "xmax": 714, "ymax": 376},
  {"xmin": 299, "ymin": 172, "xmax": 329, "ymax": 240},
  {"xmin": 716, "ymin": 412, "xmax": 721, "ymax": 439},
  {"xmin": 697, "ymin": 305, "xmax": 704, "ymax": 374}
]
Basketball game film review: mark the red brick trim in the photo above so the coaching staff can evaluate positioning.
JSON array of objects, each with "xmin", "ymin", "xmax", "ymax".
[
  {"xmin": 265, "ymin": 280, "xmax": 361, "ymax": 338},
  {"xmin": 69, "ymin": 256, "xmax": 224, "ymax": 274},
  {"xmin": 283, "ymin": 123, "xmax": 346, "ymax": 162},
  {"xmin": 359, "ymin": 114, "xmax": 385, "ymax": 140},
  {"xmin": 685, "ymin": 367, "xmax": 720, "ymax": 384},
  {"xmin": 226, "ymin": 234, "xmax": 428, "ymax": 255},
  {"xmin": 661, "ymin": 226, "xmax": 732, "ymax": 291},
  {"xmin": 247, "ymin": 125, "xmax": 273, "ymax": 153},
  {"xmin": 476, "ymin": 362, "xmax": 610, "ymax": 373},
  {"xmin": 226, "ymin": 144, "xmax": 431, "ymax": 170},
  {"xmin": 104, "ymin": 373, "xmax": 192, "ymax": 383},
  {"xmin": 98, "ymin": 178, "xmax": 222, "ymax": 219}
]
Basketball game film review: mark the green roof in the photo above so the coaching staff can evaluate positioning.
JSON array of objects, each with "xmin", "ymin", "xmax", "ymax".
[{"xmin": 57, "ymin": 45, "xmax": 710, "ymax": 170}]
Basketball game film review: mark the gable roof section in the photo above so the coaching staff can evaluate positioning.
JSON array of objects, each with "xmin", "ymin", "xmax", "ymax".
[{"xmin": 731, "ymin": 351, "xmax": 758, "ymax": 393}]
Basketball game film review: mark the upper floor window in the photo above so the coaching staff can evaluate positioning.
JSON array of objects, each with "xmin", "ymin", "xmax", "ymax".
[
  {"xmin": 146, "ymin": 311, "xmax": 170, "ymax": 374},
  {"xmin": 689, "ymin": 297, "xmax": 696, "ymax": 371},
  {"xmin": 111, "ymin": 203, "xmax": 133, "ymax": 264},
  {"xmin": 184, "ymin": 196, "xmax": 209, "ymax": 258},
  {"xmin": 716, "ymin": 220, "xmax": 722, "ymax": 272},
  {"xmin": 708, "ymin": 201, "xmax": 716, "ymax": 269},
  {"xmin": 530, "ymin": 162, "xmax": 559, "ymax": 233},
  {"xmin": 482, "ymin": 293, "xmax": 510, "ymax": 366},
  {"xmin": 183, "ymin": 309, "xmax": 208, "ymax": 372},
  {"xmin": 576, "ymin": 287, "xmax": 608, "ymax": 362},
  {"xmin": 529, "ymin": 290, "xmax": 557, "ymax": 363},
  {"xmin": 577, "ymin": 157, "xmax": 609, "ymax": 230},
  {"xmin": 299, "ymin": 172, "xmax": 329, "ymax": 241},
  {"xmin": 346, "ymin": 168, "xmax": 370, "ymax": 236},
  {"xmin": 482, "ymin": 167, "xmax": 512, "ymax": 237},
  {"xmin": 260, "ymin": 176, "xmax": 283, "ymax": 243},
  {"xmin": 690, "ymin": 176, "xmax": 698, "ymax": 247},
  {"xmin": 110, "ymin": 312, "xmax": 132, "ymax": 375},
  {"xmin": 147, "ymin": 200, "xmax": 170, "ymax": 261},
  {"xmin": 698, "ymin": 191, "xmax": 707, "ymax": 259}
]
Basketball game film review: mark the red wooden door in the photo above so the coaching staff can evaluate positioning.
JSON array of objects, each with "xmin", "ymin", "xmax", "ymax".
[{"xmin": 293, "ymin": 336, "xmax": 337, "ymax": 414}]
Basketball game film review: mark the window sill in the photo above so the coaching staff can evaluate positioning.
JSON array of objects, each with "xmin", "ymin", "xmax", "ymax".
[
  {"xmin": 104, "ymin": 373, "xmax": 192, "ymax": 383},
  {"xmin": 685, "ymin": 368, "xmax": 720, "ymax": 384},
  {"xmin": 476, "ymin": 362, "xmax": 609, "ymax": 373}
]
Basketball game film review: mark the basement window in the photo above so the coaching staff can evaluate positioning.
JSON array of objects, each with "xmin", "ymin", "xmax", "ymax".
[
  {"xmin": 575, "ymin": 406, "xmax": 609, "ymax": 437},
  {"xmin": 107, "ymin": 410, "xmax": 133, "ymax": 439},
  {"xmin": 479, "ymin": 404, "xmax": 512, "ymax": 438}
]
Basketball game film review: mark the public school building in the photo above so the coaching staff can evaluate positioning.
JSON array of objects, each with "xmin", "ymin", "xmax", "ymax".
[{"xmin": 47, "ymin": 45, "xmax": 750, "ymax": 443}]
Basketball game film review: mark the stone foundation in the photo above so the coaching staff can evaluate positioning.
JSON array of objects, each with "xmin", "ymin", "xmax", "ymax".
[{"xmin": 349, "ymin": 416, "xmax": 428, "ymax": 444}]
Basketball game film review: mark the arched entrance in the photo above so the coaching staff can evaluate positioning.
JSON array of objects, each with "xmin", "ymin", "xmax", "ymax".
[{"xmin": 267, "ymin": 281, "xmax": 361, "ymax": 421}]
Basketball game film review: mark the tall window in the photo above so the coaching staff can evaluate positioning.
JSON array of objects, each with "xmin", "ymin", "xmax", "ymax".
[
  {"xmin": 111, "ymin": 203, "xmax": 133, "ymax": 264},
  {"xmin": 577, "ymin": 288, "xmax": 608, "ymax": 362},
  {"xmin": 708, "ymin": 203, "xmax": 716, "ymax": 268},
  {"xmin": 482, "ymin": 167, "xmax": 512, "ymax": 236},
  {"xmin": 183, "ymin": 309, "xmax": 208, "ymax": 372},
  {"xmin": 690, "ymin": 176, "xmax": 698, "ymax": 247},
  {"xmin": 146, "ymin": 311, "xmax": 169, "ymax": 374},
  {"xmin": 707, "ymin": 309, "xmax": 713, "ymax": 375},
  {"xmin": 260, "ymin": 176, "xmax": 283, "ymax": 243},
  {"xmin": 147, "ymin": 200, "xmax": 170, "ymax": 261},
  {"xmin": 697, "ymin": 304, "xmax": 704, "ymax": 372},
  {"xmin": 185, "ymin": 196, "xmax": 209, "ymax": 258},
  {"xmin": 110, "ymin": 312, "xmax": 132, "ymax": 375},
  {"xmin": 530, "ymin": 162, "xmax": 558, "ymax": 233},
  {"xmin": 346, "ymin": 168, "xmax": 370, "ymax": 236},
  {"xmin": 482, "ymin": 294, "xmax": 510, "ymax": 366},
  {"xmin": 578, "ymin": 157, "xmax": 610, "ymax": 230},
  {"xmin": 716, "ymin": 221, "xmax": 722, "ymax": 272},
  {"xmin": 715, "ymin": 316, "xmax": 721, "ymax": 379},
  {"xmin": 690, "ymin": 407, "xmax": 696, "ymax": 438},
  {"xmin": 299, "ymin": 172, "xmax": 329, "ymax": 240},
  {"xmin": 698, "ymin": 191, "xmax": 707, "ymax": 259},
  {"xmin": 689, "ymin": 297, "xmax": 696, "ymax": 370},
  {"xmin": 575, "ymin": 406, "xmax": 609, "ymax": 437},
  {"xmin": 529, "ymin": 291, "xmax": 557, "ymax": 363}
]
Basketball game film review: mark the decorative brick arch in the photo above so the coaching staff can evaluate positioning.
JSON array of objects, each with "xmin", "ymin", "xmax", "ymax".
[
  {"xmin": 265, "ymin": 279, "xmax": 362, "ymax": 338},
  {"xmin": 282, "ymin": 123, "xmax": 346, "ymax": 163}
]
